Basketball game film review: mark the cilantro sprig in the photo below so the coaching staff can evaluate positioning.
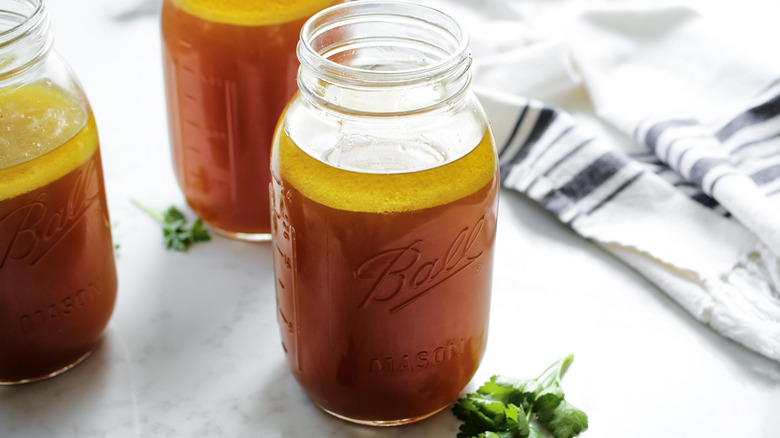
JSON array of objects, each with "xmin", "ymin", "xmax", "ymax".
[
  {"xmin": 453, "ymin": 354, "xmax": 588, "ymax": 438},
  {"xmin": 132, "ymin": 200, "xmax": 211, "ymax": 252}
]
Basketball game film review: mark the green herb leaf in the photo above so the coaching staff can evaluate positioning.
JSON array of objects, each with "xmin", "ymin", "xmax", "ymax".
[
  {"xmin": 453, "ymin": 355, "xmax": 588, "ymax": 438},
  {"xmin": 190, "ymin": 218, "xmax": 211, "ymax": 242},
  {"xmin": 162, "ymin": 206, "xmax": 186, "ymax": 223},
  {"xmin": 538, "ymin": 399, "xmax": 589, "ymax": 438},
  {"xmin": 132, "ymin": 200, "xmax": 211, "ymax": 252},
  {"xmin": 453, "ymin": 396, "xmax": 529, "ymax": 438},
  {"xmin": 532, "ymin": 386, "xmax": 565, "ymax": 425},
  {"xmin": 482, "ymin": 376, "xmax": 543, "ymax": 408}
]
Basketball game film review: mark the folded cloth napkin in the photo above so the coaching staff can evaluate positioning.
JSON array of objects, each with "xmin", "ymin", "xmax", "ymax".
[{"xmin": 420, "ymin": 0, "xmax": 780, "ymax": 362}]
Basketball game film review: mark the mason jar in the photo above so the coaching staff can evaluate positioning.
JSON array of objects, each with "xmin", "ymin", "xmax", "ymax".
[
  {"xmin": 161, "ymin": 0, "xmax": 340, "ymax": 241},
  {"xmin": 0, "ymin": 0, "xmax": 118, "ymax": 384},
  {"xmin": 270, "ymin": 0, "xmax": 499, "ymax": 425}
]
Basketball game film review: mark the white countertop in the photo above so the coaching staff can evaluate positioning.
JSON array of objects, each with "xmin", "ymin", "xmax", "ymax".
[{"xmin": 1, "ymin": 1, "xmax": 779, "ymax": 437}]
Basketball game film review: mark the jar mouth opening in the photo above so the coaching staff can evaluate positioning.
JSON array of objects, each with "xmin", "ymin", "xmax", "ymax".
[
  {"xmin": 0, "ymin": 0, "xmax": 43, "ymax": 40},
  {"xmin": 299, "ymin": 0, "xmax": 470, "ymax": 85},
  {"xmin": 0, "ymin": 0, "xmax": 50, "ymax": 83}
]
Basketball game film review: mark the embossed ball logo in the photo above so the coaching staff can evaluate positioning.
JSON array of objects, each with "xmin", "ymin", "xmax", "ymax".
[
  {"xmin": 354, "ymin": 216, "xmax": 487, "ymax": 313},
  {"xmin": 0, "ymin": 157, "xmax": 101, "ymax": 270}
]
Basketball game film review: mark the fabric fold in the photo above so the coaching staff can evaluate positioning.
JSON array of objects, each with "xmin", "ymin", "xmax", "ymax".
[{"xmin": 433, "ymin": 0, "xmax": 780, "ymax": 362}]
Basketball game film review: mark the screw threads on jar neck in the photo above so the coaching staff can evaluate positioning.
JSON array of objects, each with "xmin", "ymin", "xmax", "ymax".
[
  {"xmin": 297, "ymin": 0, "xmax": 472, "ymax": 116},
  {"xmin": 0, "ymin": 0, "xmax": 52, "ymax": 82}
]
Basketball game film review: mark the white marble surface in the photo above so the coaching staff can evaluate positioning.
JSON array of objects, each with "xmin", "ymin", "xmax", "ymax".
[{"xmin": 2, "ymin": 1, "xmax": 780, "ymax": 437}]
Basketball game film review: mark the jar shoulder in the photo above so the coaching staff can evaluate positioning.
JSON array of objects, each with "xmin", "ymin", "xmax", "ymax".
[{"xmin": 279, "ymin": 92, "xmax": 493, "ymax": 169}]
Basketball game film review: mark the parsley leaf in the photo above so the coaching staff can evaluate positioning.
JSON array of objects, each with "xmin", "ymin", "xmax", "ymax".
[
  {"xmin": 132, "ymin": 200, "xmax": 211, "ymax": 251},
  {"xmin": 453, "ymin": 355, "xmax": 588, "ymax": 438},
  {"xmin": 453, "ymin": 397, "xmax": 529, "ymax": 438},
  {"xmin": 532, "ymin": 386, "xmax": 565, "ymax": 425},
  {"xmin": 483, "ymin": 376, "xmax": 542, "ymax": 408},
  {"xmin": 541, "ymin": 400, "xmax": 589, "ymax": 438}
]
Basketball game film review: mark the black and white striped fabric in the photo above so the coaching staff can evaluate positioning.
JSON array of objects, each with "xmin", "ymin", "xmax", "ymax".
[
  {"xmin": 498, "ymin": 79, "xmax": 780, "ymax": 248},
  {"xmin": 498, "ymin": 102, "xmax": 646, "ymax": 226},
  {"xmin": 460, "ymin": 1, "xmax": 780, "ymax": 362}
]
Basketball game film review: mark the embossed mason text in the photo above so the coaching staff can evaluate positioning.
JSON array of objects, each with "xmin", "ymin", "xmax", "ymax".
[{"xmin": 369, "ymin": 339, "xmax": 466, "ymax": 376}]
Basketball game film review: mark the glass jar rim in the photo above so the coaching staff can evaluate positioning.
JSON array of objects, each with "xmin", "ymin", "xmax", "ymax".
[
  {"xmin": 0, "ymin": 0, "xmax": 50, "ymax": 82},
  {"xmin": 0, "ymin": 0, "xmax": 44, "ymax": 40},
  {"xmin": 298, "ymin": 0, "xmax": 471, "ymax": 86}
]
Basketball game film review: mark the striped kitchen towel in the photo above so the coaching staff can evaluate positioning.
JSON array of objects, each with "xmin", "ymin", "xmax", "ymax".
[{"xmin": 462, "ymin": 1, "xmax": 780, "ymax": 361}]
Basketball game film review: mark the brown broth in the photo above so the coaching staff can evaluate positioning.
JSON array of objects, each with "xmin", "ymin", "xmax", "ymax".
[
  {"xmin": 0, "ymin": 115, "xmax": 117, "ymax": 383},
  {"xmin": 271, "ymin": 130, "xmax": 498, "ymax": 422},
  {"xmin": 161, "ymin": 0, "xmax": 337, "ymax": 236}
]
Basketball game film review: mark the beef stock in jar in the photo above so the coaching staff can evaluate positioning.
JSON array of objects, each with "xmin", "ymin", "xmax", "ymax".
[{"xmin": 270, "ymin": 0, "xmax": 499, "ymax": 426}]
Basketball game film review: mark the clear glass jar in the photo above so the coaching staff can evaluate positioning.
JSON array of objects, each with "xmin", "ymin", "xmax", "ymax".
[
  {"xmin": 271, "ymin": 1, "xmax": 499, "ymax": 425},
  {"xmin": 161, "ymin": 0, "xmax": 340, "ymax": 241},
  {"xmin": 0, "ymin": 0, "xmax": 117, "ymax": 384}
]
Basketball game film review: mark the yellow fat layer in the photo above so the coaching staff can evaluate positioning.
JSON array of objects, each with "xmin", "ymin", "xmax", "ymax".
[
  {"xmin": 171, "ymin": 0, "xmax": 335, "ymax": 26},
  {"xmin": 275, "ymin": 129, "xmax": 497, "ymax": 213},
  {"xmin": 0, "ymin": 83, "xmax": 95, "ymax": 201}
]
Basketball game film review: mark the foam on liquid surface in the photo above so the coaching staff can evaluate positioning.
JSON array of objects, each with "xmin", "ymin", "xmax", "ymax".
[
  {"xmin": 276, "ymin": 128, "xmax": 496, "ymax": 213},
  {"xmin": 0, "ymin": 82, "xmax": 95, "ymax": 201},
  {"xmin": 171, "ymin": 0, "xmax": 334, "ymax": 26}
]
